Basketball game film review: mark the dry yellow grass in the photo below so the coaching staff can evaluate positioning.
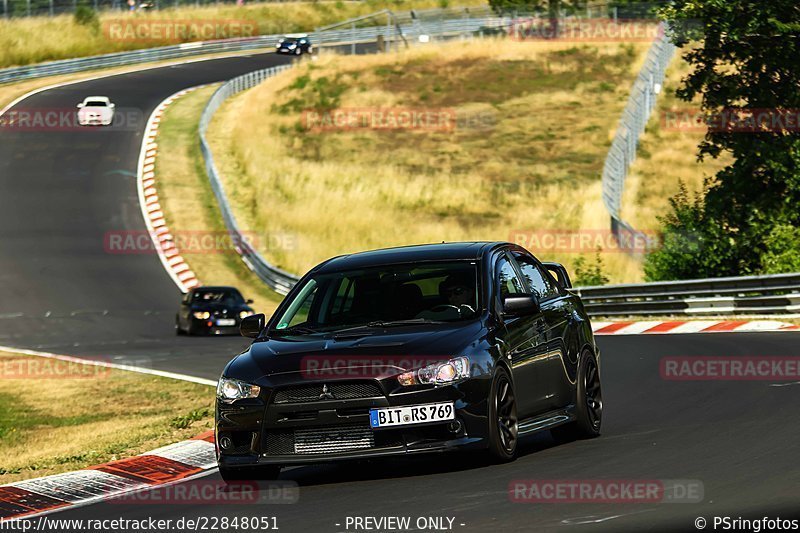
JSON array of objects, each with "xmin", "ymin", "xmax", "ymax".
[
  {"xmin": 0, "ymin": 351, "xmax": 213, "ymax": 484},
  {"xmin": 154, "ymin": 85, "xmax": 284, "ymax": 315},
  {"xmin": 208, "ymin": 37, "xmax": 656, "ymax": 283},
  {"xmin": 0, "ymin": 0, "xmax": 487, "ymax": 69},
  {"xmin": 620, "ymin": 54, "xmax": 731, "ymax": 230}
]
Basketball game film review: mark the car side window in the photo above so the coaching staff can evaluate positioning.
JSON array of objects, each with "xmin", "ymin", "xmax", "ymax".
[
  {"xmin": 513, "ymin": 253, "xmax": 558, "ymax": 300},
  {"xmin": 496, "ymin": 256, "xmax": 525, "ymax": 298}
]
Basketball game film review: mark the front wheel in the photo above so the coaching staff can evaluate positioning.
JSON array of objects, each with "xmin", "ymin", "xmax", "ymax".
[
  {"xmin": 219, "ymin": 465, "xmax": 281, "ymax": 484},
  {"xmin": 552, "ymin": 350, "xmax": 602, "ymax": 441},
  {"xmin": 487, "ymin": 367, "xmax": 518, "ymax": 462}
]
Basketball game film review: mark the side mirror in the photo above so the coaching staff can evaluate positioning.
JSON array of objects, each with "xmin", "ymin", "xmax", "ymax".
[
  {"xmin": 542, "ymin": 262, "xmax": 572, "ymax": 288},
  {"xmin": 246, "ymin": 298, "xmax": 254, "ymax": 304},
  {"xmin": 502, "ymin": 294, "xmax": 539, "ymax": 316},
  {"xmin": 77, "ymin": 103, "xmax": 84, "ymax": 108},
  {"xmin": 240, "ymin": 313, "xmax": 265, "ymax": 338},
  {"xmin": 109, "ymin": 103, "xmax": 115, "ymax": 109}
]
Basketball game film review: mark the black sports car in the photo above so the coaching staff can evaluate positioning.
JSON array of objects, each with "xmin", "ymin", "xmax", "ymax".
[
  {"xmin": 176, "ymin": 286, "xmax": 255, "ymax": 336},
  {"xmin": 215, "ymin": 242, "xmax": 601, "ymax": 481},
  {"xmin": 275, "ymin": 34, "xmax": 312, "ymax": 55}
]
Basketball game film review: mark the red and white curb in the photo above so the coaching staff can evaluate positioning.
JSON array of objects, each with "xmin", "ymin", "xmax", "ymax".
[
  {"xmin": 592, "ymin": 319, "xmax": 800, "ymax": 335},
  {"xmin": 0, "ymin": 432, "xmax": 216, "ymax": 521},
  {"xmin": 137, "ymin": 86, "xmax": 209, "ymax": 293}
]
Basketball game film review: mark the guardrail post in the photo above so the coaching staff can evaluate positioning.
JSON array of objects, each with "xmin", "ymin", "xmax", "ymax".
[
  {"xmin": 27, "ymin": 0, "xmax": 30, "ymax": 16},
  {"xmin": 351, "ymin": 22, "xmax": 356, "ymax": 55},
  {"xmin": 3, "ymin": 0, "xmax": 7, "ymax": 18}
]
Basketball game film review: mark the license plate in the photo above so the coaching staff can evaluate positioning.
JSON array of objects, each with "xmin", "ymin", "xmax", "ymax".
[
  {"xmin": 369, "ymin": 402, "xmax": 454, "ymax": 429},
  {"xmin": 216, "ymin": 318, "xmax": 236, "ymax": 326}
]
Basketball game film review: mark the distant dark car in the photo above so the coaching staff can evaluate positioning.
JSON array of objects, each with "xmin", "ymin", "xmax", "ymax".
[
  {"xmin": 276, "ymin": 34, "xmax": 312, "ymax": 55},
  {"xmin": 176, "ymin": 286, "xmax": 255, "ymax": 336},
  {"xmin": 215, "ymin": 242, "xmax": 601, "ymax": 482}
]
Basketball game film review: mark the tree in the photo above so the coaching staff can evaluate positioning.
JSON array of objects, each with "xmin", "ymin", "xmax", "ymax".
[{"xmin": 647, "ymin": 0, "xmax": 800, "ymax": 279}]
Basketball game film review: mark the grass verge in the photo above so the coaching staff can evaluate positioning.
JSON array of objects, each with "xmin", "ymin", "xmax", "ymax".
[
  {"xmin": 0, "ymin": 351, "xmax": 213, "ymax": 484},
  {"xmin": 154, "ymin": 85, "xmax": 285, "ymax": 316},
  {"xmin": 207, "ymin": 37, "xmax": 656, "ymax": 283},
  {"xmin": 0, "ymin": 0, "xmax": 487, "ymax": 69}
]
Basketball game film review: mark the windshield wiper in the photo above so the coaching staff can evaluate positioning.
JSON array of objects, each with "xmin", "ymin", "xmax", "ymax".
[{"xmin": 331, "ymin": 318, "xmax": 444, "ymax": 338}]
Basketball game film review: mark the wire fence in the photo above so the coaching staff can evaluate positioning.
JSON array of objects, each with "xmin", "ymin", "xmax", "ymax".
[
  {"xmin": 601, "ymin": 24, "xmax": 676, "ymax": 255},
  {"xmin": 1, "ymin": 0, "xmax": 309, "ymax": 18}
]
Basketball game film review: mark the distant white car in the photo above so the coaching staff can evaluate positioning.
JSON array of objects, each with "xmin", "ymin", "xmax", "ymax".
[{"xmin": 77, "ymin": 96, "xmax": 115, "ymax": 126}]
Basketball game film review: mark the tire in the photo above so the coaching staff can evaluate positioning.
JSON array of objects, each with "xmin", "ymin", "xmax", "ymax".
[
  {"xmin": 552, "ymin": 350, "xmax": 602, "ymax": 441},
  {"xmin": 487, "ymin": 367, "xmax": 518, "ymax": 462},
  {"xmin": 219, "ymin": 465, "xmax": 281, "ymax": 484},
  {"xmin": 294, "ymin": 48, "xmax": 302, "ymax": 55},
  {"xmin": 175, "ymin": 317, "xmax": 185, "ymax": 336}
]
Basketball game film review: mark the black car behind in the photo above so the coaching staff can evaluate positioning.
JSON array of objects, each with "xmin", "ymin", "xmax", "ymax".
[
  {"xmin": 215, "ymin": 242, "xmax": 602, "ymax": 481},
  {"xmin": 176, "ymin": 286, "xmax": 255, "ymax": 336},
  {"xmin": 276, "ymin": 34, "xmax": 312, "ymax": 55}
]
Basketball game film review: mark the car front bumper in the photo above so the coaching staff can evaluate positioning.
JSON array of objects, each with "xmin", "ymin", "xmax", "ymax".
[{"xmin": 216, "ymin": 376, "xmax": 491, "ymax": 468}]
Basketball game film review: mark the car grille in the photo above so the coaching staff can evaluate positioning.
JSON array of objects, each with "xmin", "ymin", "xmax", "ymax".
[
  {"xmin": 263, "ymin": 424, "xmax": 402, "ymax": 455},
  {"xmin": 272, "ymin": 382, "xmax": 383, "ymax": 404}
]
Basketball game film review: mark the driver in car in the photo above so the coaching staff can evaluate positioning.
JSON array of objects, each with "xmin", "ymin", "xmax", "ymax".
[{"xmin": 439, "ymin": 272, "xmax": 476, "ymax": 309}]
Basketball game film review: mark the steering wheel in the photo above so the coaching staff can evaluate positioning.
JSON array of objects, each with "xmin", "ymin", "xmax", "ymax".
[{"xmin": 429, "ymin": 304, "xmax": 460, "ymax": 314}]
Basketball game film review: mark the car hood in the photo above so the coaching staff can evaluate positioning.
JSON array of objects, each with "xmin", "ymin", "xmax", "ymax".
[{"xmin": 225, "ymin": 320, "xmax": 484, "ymax": 385}]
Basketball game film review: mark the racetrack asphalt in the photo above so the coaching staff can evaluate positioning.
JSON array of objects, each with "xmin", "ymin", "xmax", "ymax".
[{"xmin": 2, "ymin": 50, "xmax": 799, "ymax": 532}]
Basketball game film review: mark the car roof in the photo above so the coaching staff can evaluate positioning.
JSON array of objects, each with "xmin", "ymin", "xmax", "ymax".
[
  {"xmin": 283, "ymin": 33, "xmax": 308, "ymax": 38},
  {"xmin": 84, "ymin": 96, "xmax": 110, "ymax": 102},
  {"xmin": 192, "ymin": 286, "xmax": 240, "ymax": 292},
  {"xmin": 313, "ymin": 242, "xmax": 507, "ymax": 274}
]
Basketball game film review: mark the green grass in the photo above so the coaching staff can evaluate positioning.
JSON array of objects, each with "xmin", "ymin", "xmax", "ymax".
[{"xmin": 0, "ymin": 351, "xmax": 214, "ymax": 483}]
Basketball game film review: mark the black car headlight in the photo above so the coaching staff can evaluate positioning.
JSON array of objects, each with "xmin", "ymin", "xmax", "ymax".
[
  {"xmin": 217, "ymin": 377, "xmax": 261, "ymax": 403},
  {"xmin": 398, "ymin": 356, "xmax": 470, "ymax": 386},
  {"xmin": 193, "ymin": 311, "xmax": 210, "ymax": 320}
]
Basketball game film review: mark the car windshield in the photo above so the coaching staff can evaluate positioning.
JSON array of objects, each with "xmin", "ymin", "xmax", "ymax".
[
  {"xmin": 272, "ymin": 261, "xmax": 480, "ymax": 334},
  {"xmin": 192, "ymin": 288, "xmax": 244, "ymax": 306},
  {"xmin": 85, "ymin": 101, "xmax": 108, "ymax": 107},
  {"xmin": 282, "ymin": 38, "xmax": 301, "ymax": 43}
]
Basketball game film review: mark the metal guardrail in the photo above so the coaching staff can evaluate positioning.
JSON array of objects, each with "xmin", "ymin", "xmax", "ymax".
[
  {"xmin": 600, "ymin": 24, "xmax": 675, "ymax": 255},
  {"xmin": 199, "ymin": 63, "xmax": 299, "ymax": 295},
  {"xmin": 576, "ymin": 273, "xmax": 800, "ymax": 316},
  {"xmin": 0, "ymin": 35, "xmax": 284, "ymax": 85}
]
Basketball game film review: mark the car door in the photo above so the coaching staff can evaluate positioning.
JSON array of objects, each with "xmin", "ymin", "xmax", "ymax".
[
  {"xmin": 495, "ymin": 253, "xmax": 549, "ymax": 419},
  {"xmin": 511, "ymin": 251, "xmax": 574, "ymax": 410}
]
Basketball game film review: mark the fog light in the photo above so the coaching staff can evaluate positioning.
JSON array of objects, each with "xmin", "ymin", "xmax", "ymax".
[
  {"xmin": 220, "ymin": 436, "xmax": 233, "ymax": 450},
  {"xmin": 447, "ymin": 419, "xmax": 463, "ymax": 434}
]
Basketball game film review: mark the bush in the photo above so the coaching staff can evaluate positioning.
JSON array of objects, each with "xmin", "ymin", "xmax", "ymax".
[
  {"xmin": 573, "ymin": 251, "xmax": 609, "ymax": 287},
  {"xmin": 760, "ymin": 225, "xmax": 800, "ymax": 274},
  {"xmin": 74, "ymin": 5, "xmax": 99, "ymax": 30}
]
